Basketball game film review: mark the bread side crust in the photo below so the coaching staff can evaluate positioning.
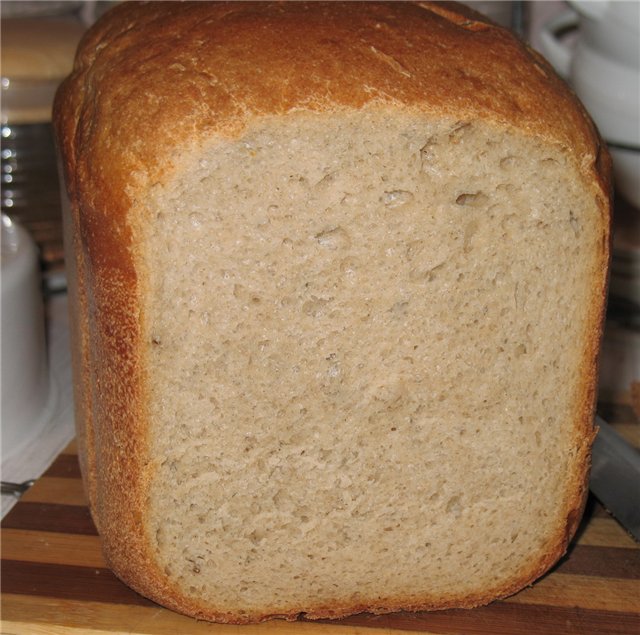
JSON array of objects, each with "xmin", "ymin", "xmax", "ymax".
[{"xmin": 53, "ymin": 0, "xmax": 612, "ymax": 623}]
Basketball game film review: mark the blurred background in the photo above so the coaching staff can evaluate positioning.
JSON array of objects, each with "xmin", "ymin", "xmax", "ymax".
[{"xmin": 1, "ymin": 0, "xmax": 639, "ymax": 510}]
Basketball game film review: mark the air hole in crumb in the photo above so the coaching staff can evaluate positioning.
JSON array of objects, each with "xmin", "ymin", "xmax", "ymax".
[
  {"xmin": 446, "ymin": 495, "xmax": 462, "ymax": 516},
  {"xmin": 419, "ymin": 137, "xmax": 438, "ymax": 172},
  {"xmin": 314, "ymin": 226, "xmax": 351, "ymax": 249},
  {"xmin": 248, "ymin": 529, "xmax": 265, "ymax": 544},
  {"xmin": 189, "ymin": 212, "xmax": 204, "ymax": 228},
  {"xmin": 405, "ymin": 239, "xmax": 424, "ymax": 261},
  {"xmin": 409, "ymin": 261, "xmax": 445, "ymax": 282},
  {"xmin": 456, "ymin": 191, "xmax": 488, "ymax": 206},
  {"xmin": 569, "ymin": 210, "xmax": 581, "ymax": 235},
  {"xmin": 314, "ymin": 170, "xmax": 338, "ymax": 188},
  {"xmin": 381, "ymin": 189, "xmax": 414, "ymax": 209},
  {"xmin": 463, "ymin": 219, "xmax": 479, "ymax": 251},
  {"xmin": 448, "ymin": 121, "xmax": 472, "ymax": 140},
  {"xmin": 499, "ymin": 155, "xmax": 518, "ymax": 169},
  {"xmin": 302, "ymin": 296, "xmax": 331, "ymax": 317}
]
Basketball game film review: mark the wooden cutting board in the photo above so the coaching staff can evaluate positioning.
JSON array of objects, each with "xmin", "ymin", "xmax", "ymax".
[{"xmin": 2, "ymin": 397, "xmax": 639, "ymax": 635}]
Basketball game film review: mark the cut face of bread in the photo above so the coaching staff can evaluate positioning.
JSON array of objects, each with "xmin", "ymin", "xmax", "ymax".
[{"xmin": 137, "ymin": 111, "xmax": 602, "ymax": 618}]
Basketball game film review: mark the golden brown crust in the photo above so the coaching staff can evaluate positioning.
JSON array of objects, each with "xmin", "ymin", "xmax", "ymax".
[
  {"xmin": 57, "ymin": 1, "xmax": 607, "ymax": 187},
  {"xmin": 53, "ymin": 0, "xmax": 612, "ymax": 624}
]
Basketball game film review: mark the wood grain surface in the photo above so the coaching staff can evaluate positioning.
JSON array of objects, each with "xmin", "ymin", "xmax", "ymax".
[{"xmin": 2, "ymin": 399, "xmax": 639, "ymax": 635}]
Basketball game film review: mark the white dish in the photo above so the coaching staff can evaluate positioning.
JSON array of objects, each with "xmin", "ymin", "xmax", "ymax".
[{"xmin": 1, "ymin": 214, "xmax": 57, "ymax": 464}]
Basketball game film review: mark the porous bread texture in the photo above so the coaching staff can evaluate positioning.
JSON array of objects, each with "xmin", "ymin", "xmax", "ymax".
[{"xmin": 138, "ymin": 110, "xmax": 602, "ymax": 620}]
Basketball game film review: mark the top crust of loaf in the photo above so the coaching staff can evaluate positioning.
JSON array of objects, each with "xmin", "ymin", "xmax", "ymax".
[
  {"xmin": 56, "ymin": 1, "xmax": 610, "ymax": 195},
  {"xmin": 54, "ymin": 1, "xmax": 611, "ymax": 624}
]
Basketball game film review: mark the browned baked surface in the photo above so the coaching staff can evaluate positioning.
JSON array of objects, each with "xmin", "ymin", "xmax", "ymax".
[
  {"xmin": 54, "ymin": 1, "xmax": 611, "ymax": 624},
  {"xmin": 59, "ymin": 1, "xmax": 609, "ymax": 180}
]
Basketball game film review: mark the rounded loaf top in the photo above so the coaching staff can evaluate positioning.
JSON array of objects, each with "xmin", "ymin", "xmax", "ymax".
[{"xmin": 54, "ymin": 1, "xmax": 608, "ymax": 200}]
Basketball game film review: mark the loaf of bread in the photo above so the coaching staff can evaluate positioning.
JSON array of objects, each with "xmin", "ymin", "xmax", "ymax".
[{"xmin": 54, "ymin": 1, "xmax": 611, "ymax": 623}]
